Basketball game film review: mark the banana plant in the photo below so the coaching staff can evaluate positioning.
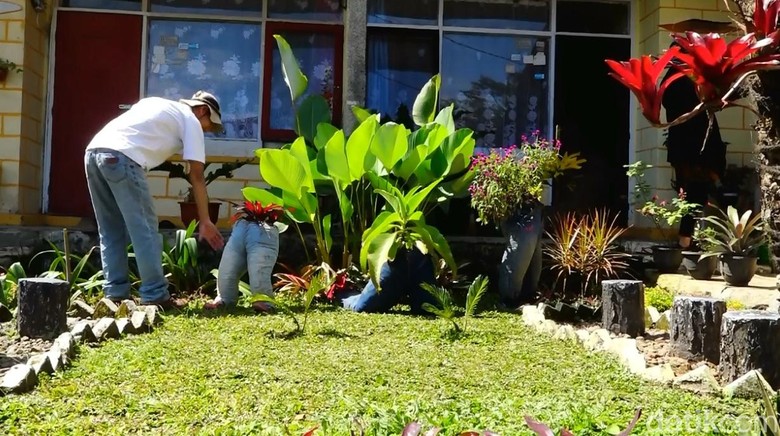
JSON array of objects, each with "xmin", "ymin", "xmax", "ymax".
[
  {"xmin": 0, "ymin": 262, "xmax": 25, "ymax": 306},
  {"xmin": 360, "ymin": 175, "xmax": 456, "ymax": 290}
]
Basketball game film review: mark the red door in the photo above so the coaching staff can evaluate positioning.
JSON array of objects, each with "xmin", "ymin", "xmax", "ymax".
[{"xmin": 48, "ymin": 11, "xmax": 142, "ymax": 217}]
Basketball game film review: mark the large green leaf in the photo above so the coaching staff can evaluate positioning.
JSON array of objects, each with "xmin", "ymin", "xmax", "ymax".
[
  {"xmin": 323, "ymin": 129, "xmax": 350, "ymax": 184},
  {"xmin": 282, "ymin": 191, "xmax": 315, "ymax": 223},
  {"xmin": 352, "ymin": 106, "xmax": 374, "ymax": 123},
  {"xmin": 360, "ymin": 211, "xmax": 401, "ymax": 269},
  {"xmin": 314, "ymin": 123, "xmax": 339, "ymax": 151},
  {"xmin": 346, "ymin": 114, "xmax": 379, "ymax": 180},
  {"xmin": 323, "ymin": 214, "xmax": 333, "ymax": 255},
  {"xmin": 433, "ymin": 104, "xmax": 455, "ymax": 135},
  {"xmin": 257, "ymin": 149, "xmax": 311, "ymax": 198},
  {"xmin": 404, "ymin": 178, "xmax": 443, "ymax": 213},
  {"xmin": 412, "ymin": 74, "xmax": 440, "ymax": 126},
  {"xmin": 298, "ymin": 95, "xmax": 332, "ymax": 144},
  {"xmin": 376, "ymin": 189, "xmax": 404, "ymax": 217},
  {"xmin": 414, "ymin": 222, "xmax": 457, "ymax": 278},
  {"xmin": 364, "ymin": 232, "xmax": 399, "ymax": 290},
  {"xmin": 370, "ymin": 122, "xmax": 409, "ymax": 172},
  {"xmin": 289, "ymin": 137, "xmax": 316, "ymax": 193},
  {"xmin": 242, "ymin": 187, "xmax": 285, "ymax": 206},
  {"xmin": 273, "ymin": 34, "xmax": 308, "ymax": 103}
]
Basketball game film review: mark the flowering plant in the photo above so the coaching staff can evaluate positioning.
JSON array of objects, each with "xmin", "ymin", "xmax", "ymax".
[
  {"xmin": 468, "ymin": 132, "xmax": 586, "ymax": 227},
  {"xmin": 230, "ymin": 201, "xmax": 289, "ymax": 232}
]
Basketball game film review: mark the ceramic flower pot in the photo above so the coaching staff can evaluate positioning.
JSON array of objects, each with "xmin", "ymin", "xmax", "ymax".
[
  {"xmin": 651, "ymin": 246, "xmax": 683, "ymax": 273},
  {"xmin": 719, "ymin": 253, "xmax": 758, "ymax": 286},
  {"xmin": 681, "ymin": 251, "xmax": 718, "ymax": 280}
]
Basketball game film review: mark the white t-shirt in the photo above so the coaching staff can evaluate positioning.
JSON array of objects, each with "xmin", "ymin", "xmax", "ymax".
[{"xmin": 86, "ymin": 97, "xmax": 206, "ymax": 170}]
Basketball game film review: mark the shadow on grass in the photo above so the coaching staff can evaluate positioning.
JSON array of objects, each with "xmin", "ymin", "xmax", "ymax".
[{"xmin": 316, "ymin": 327, "xmax": 355, "ymax": 339}]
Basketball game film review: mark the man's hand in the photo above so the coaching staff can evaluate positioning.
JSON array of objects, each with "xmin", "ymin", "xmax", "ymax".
[{"xmin": 198, "ymin": 220, "xmax": 224, "ymax": 250}]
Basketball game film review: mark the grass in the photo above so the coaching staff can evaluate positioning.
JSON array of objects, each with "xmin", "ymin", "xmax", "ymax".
[{"xmin": 0, "ymin": 306, "xmax": 762, "ymax": 435}]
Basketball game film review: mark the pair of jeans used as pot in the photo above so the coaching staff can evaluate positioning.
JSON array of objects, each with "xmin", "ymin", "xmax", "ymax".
[
  {"xmin": 498, "ymin": 205, "xmax": 543, "ymax": 308},
  {"xmin": 342, "ymin": 248, "xmax": 436, "ymax": 314},
  {"xmin": 84, "ymin": 148, "xmax": 170, "ymax": 304},
  {"xmin": 214, "ymin": 219, "xmax": 279, "ymax": 305}
]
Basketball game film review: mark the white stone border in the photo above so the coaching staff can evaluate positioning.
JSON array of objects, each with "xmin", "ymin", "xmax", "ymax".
[
  {"xmin": 0, "ymin": 302, "xmax": 163, "ymax": 395},
  {"xmin": 521, "ymin": 303, "xmax": 775, "ymax": 400}
]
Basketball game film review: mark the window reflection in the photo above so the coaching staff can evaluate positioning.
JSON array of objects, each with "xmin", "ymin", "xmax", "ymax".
[
  {"xmin": 150, "ymin": 0, "xmax": 261, "ymax": 17},
  {"xmin": 367, "ymin": 28, "xmax": 438, "ymax": 126},
  {"xmin": 441, "ymin": 33, "xmax": 549, "ymax": 149},
  {"xmin": 443, "ymin": 0, "xmax": 550, "ymax": 31},
  {"xmin": 268, "ymin": 0, "xmax": 342, "ymax": 22},
  {"xmin": 368, "ymin": 0, "xmax": 438, "ymax": 26}
]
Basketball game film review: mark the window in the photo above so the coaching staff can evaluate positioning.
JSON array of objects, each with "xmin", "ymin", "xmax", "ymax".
[
  {"xmin": 149, "ymin": 0, "xmax": 261, "ymax": 17},
  {"xmin": 556, "ymin": 1, "xmax": 629, "ymax": 35},
  {"xmin": 367, "ymin": 0, "xmax": 438, "ymax": 26},
  {"xmin": 60, "ymin": 0, "xmax": 141, "ymax": 11},
  {"xmin": 262, "ymin": 23, "xmax": 343, "ymax": 142},
  {"xmin": 146, "ymin": 20, "xmax": 263, "ymax": 140},
  {"xmin": 267, "ymin": 0, "xmax": 342, "ymax": 22},
  {"xmin": 441, "ymin": 33, "xmax": 549, "ymax": 149},
  {"xmin": 366, "ymin": 28, "xmax": 438, "ymax": 125},
  {"xmin": 443, "ymin": 0, "xmax": 550, "ymax": 31}
]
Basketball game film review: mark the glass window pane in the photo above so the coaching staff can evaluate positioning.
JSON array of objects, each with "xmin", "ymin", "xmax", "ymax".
[
  {"xmin": 443, "ymin": 0, "xmax": 550, "ymax": 31},
  {"xmin": 60, "ymin": 0, "xmax": 140, "ymax": 11},
  {"xmin": 367, "ymin": 0, "xmax": 438, "ymax": 26},
  {"xmin": 267, "ymin": 31, "xmax": 337, "ymax": 133},
  {"xmin": 557, "ymin": 1, "xmax": 629, "ymax": 34},
  {"xmin": 441, "ymin": 33, "xmax": 549, "ymax": 149},
  {"xmin": 268, "ymin": 0, "xmax": 342, "ymax": 22},
  {"xmin": 146, "ymin": 20, "xmax": 262, "ymax": 140},
  {"xmin": 367, "ymin": 29, "xmax": 438, "ymax": 125},
  {"xmin": 149, "ymin": 0, "xmax": 261, "ymax": 17}
]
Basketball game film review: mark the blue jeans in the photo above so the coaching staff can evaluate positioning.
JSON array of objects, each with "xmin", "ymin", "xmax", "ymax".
[
  {"xmin": 342, "ymin": 248, "xmax": 436, "ymax": 314},
  {"xmin": 215, "ymin": 220, "xmax": 279, "ymax": 305},
  {"xmin": 498, "ymin": 205, "xmax": 543, "ymax": 306},
  {"xmin": 84, "ymin": 148, "xmax": 169, "ymax": 304}
]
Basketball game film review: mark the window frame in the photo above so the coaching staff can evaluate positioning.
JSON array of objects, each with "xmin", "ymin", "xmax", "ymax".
[{"xmin": 261, "ymin": 21, "xmax": 344, "ymax": 143}]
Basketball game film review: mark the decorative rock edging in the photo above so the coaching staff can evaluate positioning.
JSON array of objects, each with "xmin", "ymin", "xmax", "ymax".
[
  {"xmin": 0, "ymin": 298, "xmax": 162, "ymax": 396},
  {"xmin": 520, "ymin": 303, "xmax": 776, "ymax": 400}
]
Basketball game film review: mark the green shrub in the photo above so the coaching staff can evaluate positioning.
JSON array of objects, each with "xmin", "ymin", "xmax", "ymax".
[{"xmin": 644, "ymin": 285, "xmax": 674, "ymax": 311}]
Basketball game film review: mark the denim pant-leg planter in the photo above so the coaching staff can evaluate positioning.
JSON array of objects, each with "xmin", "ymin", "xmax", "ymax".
[
  {"xmin": 498, "ymin": 204, "xmax": 544, "ymax": 307},
  {"xmin": 215, "ymin": 220, "xmax": 280, "ymax": 305}
]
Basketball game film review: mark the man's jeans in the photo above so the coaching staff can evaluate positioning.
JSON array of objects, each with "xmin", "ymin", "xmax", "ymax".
[
  {"xmin": 342, "ymin": 248, "xmax": 436, "ymax": 314},
  {"xmin": 498, "ymin": 205, "xmax": 543, "ymax": 307},
  {"xmin": 215, "ymin": 220, "xmax": 279, "ymax": 305},
  {"xmin": 84, "ymin": 148, "xmax": 170, "ymax": 304}
]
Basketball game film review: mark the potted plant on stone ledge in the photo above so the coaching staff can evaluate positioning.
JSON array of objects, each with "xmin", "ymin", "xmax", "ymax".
[
  {"xmin": 626, "ymin": 161, "xmax": 701, "ymax": 273},
  {"xmin": 681, "ymin": 220, "xmax": 719, "ymax": 280},
  {"xmin": 0, "ymin": 58, "xmax": 22, "ymax": 83},
  {"xmin": 154, "ymin": 159, "xmax": 251, "ymax": 225},
  {"xmin": 699, "ymin": 205, "xmax": 765, "ymax": 286}
]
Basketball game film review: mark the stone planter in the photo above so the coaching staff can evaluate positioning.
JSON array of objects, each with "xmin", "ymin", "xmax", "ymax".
[
  {"xmin": 681, "ymin": 251, "xmax": 718, "ymax": 280},
  {"xmin": 719, "ymin": 254, "xmax": 757, "ymax": 286}
]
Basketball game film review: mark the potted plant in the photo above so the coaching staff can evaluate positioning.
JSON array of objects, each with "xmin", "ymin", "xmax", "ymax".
[
  {"xmin": 0, "ymin": 58, "xmax": 22, "ymax": 83},
  {"xmin": 681, "ymin": 221, "xmax": 719, "ymax": 280},
  {"xmin": 699, "ymin": 205, "xmax": 765, "ymax": 286},
  {"xmin": 626, "ymin": 161, "xmax": 701, "ymax": 273},
  {"xmin": 153, "ymin": 159, "xmax": 251, "ymax": 225},
  {"xmin": 469, "ymin": 132, "xmax": 585, "ymax": 307}
]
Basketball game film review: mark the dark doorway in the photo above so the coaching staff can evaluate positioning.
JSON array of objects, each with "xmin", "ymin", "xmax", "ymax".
[{"xmin": 552, "ymin": 35, "xmax": 631, "ymax": 226}]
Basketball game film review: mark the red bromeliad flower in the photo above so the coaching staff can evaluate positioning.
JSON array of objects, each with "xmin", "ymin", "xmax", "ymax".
[
  {"xmin": 753, "ymin": 0, "xmax": 780, "ymax": 40},
  {"xmin": 671, "ymin": 31, "xmax": 780, "ymax": 106},
  {"xmin": 231, "ymin": 201, "xmax": 285, "ymax": 224},
  {"xmin": 605, "ymin": 46, "xmax": 683, "ymax": 126},
  {"xmin": 324, "ymin": 272, "xmax": 346, "ymax": 300}
]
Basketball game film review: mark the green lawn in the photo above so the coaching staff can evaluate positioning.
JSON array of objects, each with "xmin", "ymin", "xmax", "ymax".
[{"xmin": 0, "ymin": 308, "xmax": 762, "ymax": 435}]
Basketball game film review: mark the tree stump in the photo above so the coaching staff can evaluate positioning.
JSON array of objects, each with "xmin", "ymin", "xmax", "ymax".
[
  {"xmin": 670, "ymin": 296, "xmax": 726, "ymax": 363},
  {"xmin": 601, "ymin": 280, "xmax": 645, "ymax": 337},
  {"xmin": 16, "ymin": 278, "xmax": 69, "ymax": 339},
  {"xmin": 719, "ymin": 310, "xmax": 780, "ymax": 387}
]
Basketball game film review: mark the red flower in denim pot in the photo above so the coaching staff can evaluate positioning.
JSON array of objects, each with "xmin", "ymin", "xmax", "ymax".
[
  {"xmin": 230, "ymin": 201, "xmax": 286, "ymax": 224},
  {"xmin": 605, "ymin": 46, "xmax": 683, "ymax": 126},
  {"xmin": 325, "ymin": 272, "xmax": 347, "ymax": 300}
]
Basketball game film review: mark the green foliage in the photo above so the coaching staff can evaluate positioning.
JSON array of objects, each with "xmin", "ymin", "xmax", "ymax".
[
  {"xmin": 644, "ymin": 286, "xmax": 674, "ymax": 312},
  {"xmin": 161, "ymin": 221, "xmax": 213, "ymax": 294},
  {"xmin": 421, "ymin": 275, "xmax": 490, "ymax": 335},
  {"xmin": 0, "ymin": 311, "xmax": 760, "ymax": 434},
  {"xmin": 0, "ymin": 58, "xmax": 22, "ymax": 74},
  {"xmin": 469, "ymin": 135, "xmax": 585, "ymax": 227},
  {"xmin": 153, "ymin": 159, "xmax": 251, "ymax": 202},
  {"xmin": 699, "ymin": 205, "xmax": 765, "ymax": 257},
  {"xmin": 692, "ymin": 223, "xmax": 719, "ymax": 252},
  {"xmin": 726, "ymin": 298, "xmax": 746, "ymax": 311}
]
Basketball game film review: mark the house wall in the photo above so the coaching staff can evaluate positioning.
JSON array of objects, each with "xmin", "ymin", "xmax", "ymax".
[
  {"xmin": 0, "ymin": 0, "xmax": 764, "ymax": 232},
  {"xmin": 0, "ymin": 0, "xmax": 50, "ymax": 219},
  {"xmin": 636, "ymin": 0, "xmax": 757, "ymax": 216}
]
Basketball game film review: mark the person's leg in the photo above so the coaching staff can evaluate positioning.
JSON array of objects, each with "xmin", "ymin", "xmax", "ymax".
[
  {"xmin": 246, "ymin": 224, "xmax": 279, "ymax": 312},
  {"xmin": 406, "ymin": 249, "xmax": 437, "ymax": 315},
  {"xmin": 84, "ymin": 150, "xmax": 131, "ymax": 301},
  {"xmin": 97, "ymin": 150, "xmax": 170, "ymax": 304},
  {"xmin": 498, "ymin": 207, "xmax": 539, "ymax": 307},
  {"xmin": 210, "ymin": 221, "xmax": 248, "ymax": 307},
  {"xmin": 518, "ymin": 212, "xmax": 543, "ymax": 302},
  {"xmin": 343, "ymin": 256, "xmax": 406, "ymax": 313}
]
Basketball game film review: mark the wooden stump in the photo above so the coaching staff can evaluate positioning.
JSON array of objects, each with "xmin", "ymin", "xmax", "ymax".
[
  {"xmin": 670, "ymin": 296, "xmax": 726, "ymax": 363},
  {"xmin": 601, "ymin": 279, "xmax": 645, "ymax": 337},
  {"xmin": 16, "ymin": 278, "xmax": 69, "ymax": 339},
  {"xmin": 719, "ymin": 310, "xmax": 780, "ymax": 387}
]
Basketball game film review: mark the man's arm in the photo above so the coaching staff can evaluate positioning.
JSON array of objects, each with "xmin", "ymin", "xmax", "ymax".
[{"xmin": 188, "ymin": 160, "xmax": 225, "ymax": 250}]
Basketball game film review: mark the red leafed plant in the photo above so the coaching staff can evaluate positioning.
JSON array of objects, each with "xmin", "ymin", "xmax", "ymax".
[
  {"xmin": 524, "ymin": 408, "xmax": 642, "ymax": 436},
  {"xmin": 230, "ymin": 201, "xmax": 285, "ymax": 225},
  {"xmin": 605, "ymin": 0, "xmax": 780, "ymax": 128}
]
